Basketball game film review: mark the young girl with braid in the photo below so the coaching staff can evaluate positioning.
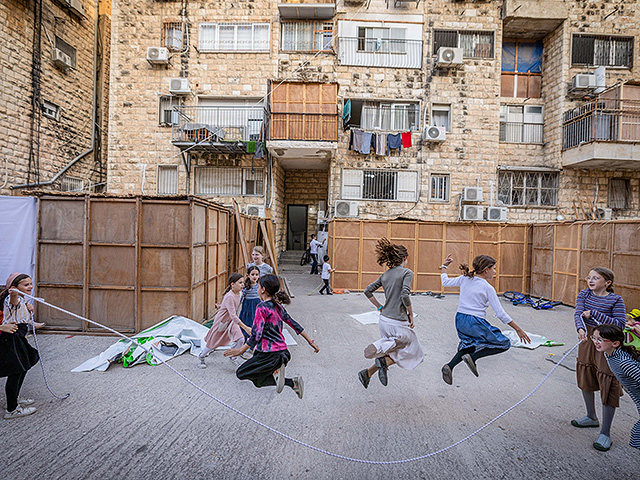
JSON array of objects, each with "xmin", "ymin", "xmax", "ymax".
[
  {"xmin": 358, "ymin": 238, "xmax": 424, "ymax": 389},
  {"xmin": 439, "ymin": 254, "xmax": 530, "ymax": 385}
]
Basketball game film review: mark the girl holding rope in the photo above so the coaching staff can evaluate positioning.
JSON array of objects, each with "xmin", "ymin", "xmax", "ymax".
[{"xmin": 439, "ymin": 254, "xmax": 530, "ymax": 385}]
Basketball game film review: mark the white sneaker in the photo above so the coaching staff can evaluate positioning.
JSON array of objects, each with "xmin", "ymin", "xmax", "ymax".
[
  {"xmin": 273, "ymin": 363, "xmax": 286, "ymax": 393},
  {"xmin": 18, "ymin": 398, "xmax": 35, "ymax": 406},
  {"xmin": 4, "ymin": 405, "xmax": 36, "ymax": 420},
  {"xmin": 292, "ymin": 376, "xmax": 304, "ymax": 399}
]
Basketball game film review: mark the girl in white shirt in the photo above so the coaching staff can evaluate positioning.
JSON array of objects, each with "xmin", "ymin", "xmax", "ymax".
[{"xmin": 439, "ymin": 254, "xmax": 530, "ymax": 385}]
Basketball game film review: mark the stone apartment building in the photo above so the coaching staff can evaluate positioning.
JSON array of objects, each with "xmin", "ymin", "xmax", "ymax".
[
  {"xmin": 106, "ymin": 0, "xmax": 640, "ymax": 255},
  {"xmin": 0, "ymin": 0, "xmax": 111, "ymax": 195}
]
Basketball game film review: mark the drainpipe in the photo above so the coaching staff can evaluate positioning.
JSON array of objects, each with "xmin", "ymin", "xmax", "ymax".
[{"xmin": 12, "ymin": 0, "xmax": 100, "ymax": 190}]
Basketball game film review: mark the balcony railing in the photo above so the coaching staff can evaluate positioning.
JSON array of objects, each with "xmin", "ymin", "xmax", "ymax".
[
  {"xmin": 171, "ymin": 106, "xmax": 266, "ymax": 150},
  {"xmin": 562, "ymin": 99, "xmax": 640, "ymax": 150},
  {"xmin": 499, "ymin": 122, "xmax": 543, "ymax": 144},
  {"xmin": 269, "ymin": 112, "xmax": 338, "ymax": 141},
  {"xmin": 337, "ymin": 37, "xmax": 423, "ymax": 69}
]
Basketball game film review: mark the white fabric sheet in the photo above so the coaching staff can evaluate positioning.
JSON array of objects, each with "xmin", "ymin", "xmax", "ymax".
[
  {"xmin": 0, "ymin": 196, "xmax": 37, "ymax": 286},
  {"xmin": 503, "ymin": 330, "xmax": 548, "ymax": 349}
]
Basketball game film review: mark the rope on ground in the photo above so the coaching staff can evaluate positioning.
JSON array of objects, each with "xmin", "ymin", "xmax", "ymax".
[{"xmin": 18, "ymin": 290, "xmax": 579, "ymax": 465}]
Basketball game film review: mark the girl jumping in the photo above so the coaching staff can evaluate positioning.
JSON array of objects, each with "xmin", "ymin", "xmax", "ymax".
[
  {"xmin": 358, "ymin": 238, "xmax": 424, "ymax": 389},
  {"xmin": 239, "ymin": 266, "xmax": 261, "ymax": 342},
  {"xmin": 572, "ymin": 267, "xmax": 626, "ymax": 451},
  {"xmin": 198, "ymin": 273, "xmax": 251, "ymax": 369},
  {"xmin": 224, "ymin": 274, "xmax": 319, "ymax": 399},
  {"xmin": 439, "ymin": 254, "xmax": 530, "ymax": 385}
]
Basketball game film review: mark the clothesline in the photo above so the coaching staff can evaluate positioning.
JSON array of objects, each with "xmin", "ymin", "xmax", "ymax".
[{"xmin": 349, "ymin": 128, "xmax": 413, "ymax": 156}]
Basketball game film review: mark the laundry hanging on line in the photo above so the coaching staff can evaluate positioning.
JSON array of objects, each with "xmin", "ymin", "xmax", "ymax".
[{"xmin": 349, "ymin": 129, "xmax": 412, "ymax": 156}]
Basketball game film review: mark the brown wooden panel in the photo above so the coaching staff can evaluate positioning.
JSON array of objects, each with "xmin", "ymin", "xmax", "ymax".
[
  {"xmin": 141, "ymin": 248, "xmax": 190, "ymax": 287},
  {"xmin": 140, "ymin": 291, "xmax": 189, "ymax": 331},
  {"xmin": 361, "ymin": 273, "xmax": 382, "ymax": 290},
  {"xmin": 334, "ymin": 238, "xmax": 359, "ymax": 271},
  {"xmin": 580, "ymin": 252, "xmax": 610, "ymax": 277},
  {"xmin": 581, "ymin": 223, "xmax": 612, "ymax": 251},
  {"xmin": 415, "ymin": 274, "xmax": 442, "ymax": 292},
  {"xmin": 289, "ymin": 83, "xmax": 305, "ymax": 113},
  {"xmin": 334, "ymin": 220, "xmax": 360, "ymax": 237},
  {"xmin": 613, "ymin": 253, "xmax": 640, "ymax": 287},
  {"xmin": 474, "ymin": 224, "xmax": 500, "ymax": 242},
  {"xmin": 531, "ymin": 273, "xmax": 553, "ymax": 298},
  {"xmin": 419, "ymin": 223, "xmax": 444, "ymax": 240},
  {"xmin": 553, "ymin": 273, "xmax": 577, "ymax": 305},
  {"xmin": 389, "ymin": 222, "xmax": 415, "ymax": 239},
  {"xmin": 208, "ymin": 245, "xmax": 218, "ymax": 278},
  {"xmin": 218, "ymin": 210, "xmax": 227, "ymax": 240},
  {"xmin": 498, "ymin": 276, "xmax": 523, "ymax": 294},
  {"xmin": 555, "ymin": 249, "xmax": 578, "ymax": 274},
  {"xmin": 473, "ymin": 244, "xmax": 499, "ymax": 263},
  {"xmin": 446, "ymin": 224, "xmax": 471, "ymax": 242},
  {"xmin": 500, "ymin": 243, "xmax": 524, "ymax": 275},
  {"xmin": 517, "ymin": 75, "xmax": 528, "ymax": 98},
  {"xmin": 218, "ymin": 244, "xmax": 228, "ymax": 274},
  {"xmin": 208, "ymin": 208, "xmax": 218, "ymax": 243},
  {"xmin": 37, "ymin": 286, "xmax": 83, "ymax": 329},
  {"xmin": 416, "ymin": 240, "xmax": 442, "ymax": 273},
  {"xmin": 322, "ymin": 116, "xmax": 338, "ymax": 141},
  {"xmin": 333, "ymin": 273, "xmax": 358, "ymax": 290},
  {"xmin": 501, "ymin": 225, "xmax": 526, "ymax": 243},
  {"xmin": 617, "ymin": 286, "xmax": 640, "ymax": 314},
  {"xmin": 362, "ymin": 239, "xmax": 384, "ymax": 274},
  {"xmin": 191, "ymin": 283, "xmax": 205, "ymax": 323},
  {"xmin": 192, "ymin": 245, "xmax": 206, "ymax": 285},
  {"xmin": 501, "ymin": 73, "xmax": 514, "ymax": 97},
  {"xmin": 90, "ymin": 246, "xmax": 136, "ymax": 286},
  {"xmin": 88, "ymin": 289, "xmax": 136, "ymax": 332},
  {"xmin": 192, "ymin": 204, "xmax": 206, "ymax": 245},
  {"xmin": 362, "ymin": 222, "xmax": 387, "ymax": 238},
  {"xmin": 555, "ymin": 224, "xmax": 579, "ymax": 249},
  {"xmin": 614, "ymin": 223, "xmax": 640, "ymax": 253},
  {"xmin": 91, "ymin": 200, "xmax": 136, "ymax": 243},
  {"xmin": 528, "ymin": 75, "xmax": 541, "ymax": 98},
  {"xmin": 39, "ymin": 244, "xmax": 84, "ymax": 284},
  {"xmin": 40, "ymin": 199, "xmax": 84, "ymax": 241},
  {"xmin": 217, "ymin": 277, "xmax": 226, "ymax": 302},
  {"xmin": 532, "ymin": 225, "xmax": 554, "ymax": 248},
  {"xmin": 141, "ymin": 202, "xmax": 190, "ymax": 245}
]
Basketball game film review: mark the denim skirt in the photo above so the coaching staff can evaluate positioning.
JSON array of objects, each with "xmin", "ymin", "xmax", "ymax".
[{"xmin": 455, "ymin": 312, "xmax": 511, "ymax": 352}]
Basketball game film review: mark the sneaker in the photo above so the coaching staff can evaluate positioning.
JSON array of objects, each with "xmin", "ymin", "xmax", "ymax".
[
  {"xmin": 364, "ymin": 344, "xmax": 377, "ymax": 359},
  {"xmin": 462, "ymin": 354, "xmax": 479, "ymax": 377},
  {"xmin": 18, "ymin": 398, "xmax": 35, "ymax": 406},
  {"xmin": 571, "ymin": 416, "xmax": 600, "ymax": 428},
  {"xmin": 274, "ymin": 363, "xmax": 286, "ymax": 393},
  {"xmin": 229, "ymin": 356, "xmax": 242, "ymax": 367},
  {"xmin": 358, "ymin": 369, "xmax": 371, "ymax": 389},
  {"xmin": 441, "ymin": 364, "xmax": 453, "ymax": 385},
  {"xmin": 292, "ymin": 376, "xmax": 304, "ymax": 399},
  {"xmin": 375, "ymin": 357, "xmax": 388, "ymax": 386},
  {"xmin": 593, "ymin": 433, "xmax": 612, "ymax": 451},
  {"xmin": 240, "ymin": 351, "xmax": 253, "ymax": 360},
  {"xmin": 198, "ymin": 357, "xmax": 207, "ymax": 369},
  {"xmin": 4, "ymin": 405, "xmax": 36, "ymax": 420}
]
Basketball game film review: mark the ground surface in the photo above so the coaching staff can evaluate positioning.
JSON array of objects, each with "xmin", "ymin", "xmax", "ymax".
[{"xmin": 1, "ymin": 261, "xmax": 638, "ymax": 479}]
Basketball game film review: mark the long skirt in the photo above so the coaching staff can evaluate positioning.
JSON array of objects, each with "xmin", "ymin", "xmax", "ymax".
[
  {"xmin": 577, "ymin": 326, "xmax": 622, "ymax": 407},
  {"xmin": 236, "ymin": 349, "xmax": 291, "ymax": 388},
  {"xmin": 455, "ymin": 312, "xmax": 511, "ymax": 352},
  {"xmin": 239, "ymin": 297, "xmax": 260, "ymax": 341},
  {"xmin": 370, "ymin": 315, "xmax": 424, "ymax": 370},
  {"xmin": 0, "ymin": 324, "xmax": 39, "ymax": 378}
]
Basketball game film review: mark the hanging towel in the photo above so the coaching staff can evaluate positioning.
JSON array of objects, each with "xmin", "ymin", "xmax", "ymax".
[
  {"xmin": 387, "ymin": 133, "xmax": 402, "ymax": 155},
  {"xmin": 401, "ymin": 132, "xmax": 412, "ymax": 148},
  {"xmin": 375, "ymin": 132, "xmax": 387, "ymax": 156},
  {"xmin": 253, "ymin": 142, "xmax": 264, "ymax": 159},
  {"xmin": 360, "ymin": 131, "xmax": 373, "ymax": 154},
  {"xmin": 247, "ymin": 141, "xmax": 257, "ymax": 153},
  {"xmin": 352, "ymin": 129, "xmax": 364, "ymax": 153},
  {"xmin": 349, "ymin": 129, "xmax": 354, "ymax": 150}
]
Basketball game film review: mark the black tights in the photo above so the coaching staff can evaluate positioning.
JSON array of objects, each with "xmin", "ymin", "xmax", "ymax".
[
  {"xmin": 5, "ymin": 371, "xmax": 27, "ymax": 412},
  {"xmin": 447, "ymin": 347, "xmax": 506, "ymax": 370}
]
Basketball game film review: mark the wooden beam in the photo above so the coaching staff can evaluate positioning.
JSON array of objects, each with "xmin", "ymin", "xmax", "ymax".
[
  {"xmin": 264, "ymin": 208, "xmax": 279, "ymax": 275},
  {"xmin": 259, "ymin": 219, "xmax": 279, "ymax": 276},
  {"xmin": 232, "ymin": 199, "xmax": 250, "ymax": 270}
]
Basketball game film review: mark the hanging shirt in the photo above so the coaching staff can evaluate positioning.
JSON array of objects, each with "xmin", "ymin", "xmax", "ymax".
[
  {"xmin": 401, "ymin": 131, "xmax": 412, "ymax": 148},
  {"xmin": 375, "ymin": 132, "xmax": 387, "ymax": 155},
  {"xmin": 360, "ymin": 131, "xmax": 373, "ymax": 154},
  {"xmin": 387, "ymin": 133, "xmax": 403, "ymax": 155},
  {"xmin": 352, "ymin": 129, "xmax": 364, "ymax": 153}
]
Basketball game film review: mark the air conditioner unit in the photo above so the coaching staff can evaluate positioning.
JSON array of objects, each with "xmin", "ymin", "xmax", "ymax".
[
  {"xmin": 462, "ymin": 205, "xmax": 485, "ymax": 221},
  {"xmin": 596, "ymin": 207, "xmax": 612, "ymax": 220},
  {"xmin": 436, "ymin": 47, "xmax": 463, "ymax": 66},
  {"xmin": 334, "ymin": 200, "xmax": 358, "ymax": 217},
  {"xmin": 571, "ymin": 74, "xmax": 597, "ymax": 91},
  {"xmin": 147, "ymin": 47, "xmax": 170, "ymax": 64},
  {"xmin": 463, "ymin": 187, "xmax": 483, "ymax": 202},
  {"xmin": 66, "ymin": 0, "xmax": 86, "ymax": 18},
  {"xmin": 52, "ymin": 48, "xmax": 73, "ymax": 69},
  {"xmin": 169, "ymin": 78, "xmax": 191, "ymax": 95},
  {"xmin": 486, "ymin": 206, "xmax": 508, "ymax": 222},
  {"xmin": 245, "ymin": 205, "xmax": 265, "ymax": 218},
  {"xmin": 423, "ymin": 126, "xmax": 446, "ymax": 142},
  {"xmin": 317, "ymin": 210, "xmax": 326, "ymax": 224}
]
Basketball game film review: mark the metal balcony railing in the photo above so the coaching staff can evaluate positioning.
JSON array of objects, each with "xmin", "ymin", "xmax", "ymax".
[
  {"xmin": 269, "ymin": 112, "xmax": 338, "ymax": 141},
  {"xmin": 336, "ymin": 37, "xmax": 423, "ymax": 69},
  {"xmin": 499, "ymin": 122, "xmax": 544, "ymax": 144},
  {"xmin": 562, "ymin": 99, "xmax": 640, "ymax": 150},
  {"xmin": 171, "ymin": 106, "xmax": 266, "ymax": 145}
]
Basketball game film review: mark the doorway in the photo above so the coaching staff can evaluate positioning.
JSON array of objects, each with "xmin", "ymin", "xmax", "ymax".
[{"xmin": 286, "ymin": 204, "xmax": 308, "ymax": 250}]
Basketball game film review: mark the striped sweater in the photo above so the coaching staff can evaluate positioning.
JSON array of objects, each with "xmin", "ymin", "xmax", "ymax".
[
  {"xmin": 573, "ymin": 288, "xmax": 626, "ymax": 332},
  {"xmin": 605, "ymin": 348, "xmax": 640, "ymax": 449}
]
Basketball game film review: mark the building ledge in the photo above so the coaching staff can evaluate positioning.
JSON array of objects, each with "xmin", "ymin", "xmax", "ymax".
[
  {"xmin": 278, "ymin": 2, "xmax": 336, "ymax": 20},
  {"xmin": 267, "ymin": 140, "xmax": 337, "ymax": 170},
  {"xmin": 502, "ymin": 0, "xmax": 567, "ymax": 38},
  {"xmin": 562, "ymin": 142, "xmax": 640, "ymax": 170}
]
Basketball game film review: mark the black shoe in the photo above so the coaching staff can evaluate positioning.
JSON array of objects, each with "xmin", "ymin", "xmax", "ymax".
[
  {"xmin": 441, "ymin": 364, "xmax": 453, "ymax": 385},
  {"xmin": 358, "ymin": 369, "xmax": 371, "ymax": 389},
  {"xmin": 462, "ymin": 354, "xmax": 479, "ymax": 377},
  {"xmin": 375, "ymin": 357, "xmax": 388, "ymax": 386},
  {"xmin": 327, "ymin": 292, "xmax": 333, "ymax": 295}
]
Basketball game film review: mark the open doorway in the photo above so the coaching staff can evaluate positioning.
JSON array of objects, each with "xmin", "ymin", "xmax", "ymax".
[{"xmin": 286, "ymin": 204, "xmax": 308, "ymax": 251}]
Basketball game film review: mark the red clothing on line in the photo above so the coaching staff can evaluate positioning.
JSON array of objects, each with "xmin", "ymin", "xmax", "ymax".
[{"xmin": 401, "ymin": 132, "xmax": 412, "ymax": 148}]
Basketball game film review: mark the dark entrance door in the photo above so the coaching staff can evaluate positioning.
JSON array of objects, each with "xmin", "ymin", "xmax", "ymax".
[{"xmin": 286, "ymin": 204, "xmax": 308, "ymax": 250}]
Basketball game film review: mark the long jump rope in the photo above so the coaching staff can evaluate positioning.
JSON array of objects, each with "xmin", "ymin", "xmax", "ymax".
[{"xmin": 15, "ymin": 289, "xmax": 579, "ymax": 465}]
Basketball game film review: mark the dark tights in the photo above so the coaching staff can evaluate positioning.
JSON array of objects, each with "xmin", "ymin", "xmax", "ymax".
[
  {"xmin": 447, "ymin": 347, "xmax": 506, "ymax": 370},
  {"xmin": 5, "ymin": 371, "xmax": 27, "ymax": 412}
]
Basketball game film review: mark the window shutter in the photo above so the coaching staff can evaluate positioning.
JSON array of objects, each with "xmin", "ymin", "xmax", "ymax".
[
  {"xmin": 342, "ymin": 169, "xmax": 363, "ymax": 199},
  {"xmin": 397, "ymin": 171, "xmax": 418, "ymax": 201},
  {"xmin": 433, "ymin": 30, "xmax": 457, "ymax": 55},
  {"xmin": 572, "ymin": 35, "xmax": 595, "ymax": 65}
]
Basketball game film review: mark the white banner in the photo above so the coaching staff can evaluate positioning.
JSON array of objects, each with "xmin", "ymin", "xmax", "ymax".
[{"xmin": 0, "ymin": 196, "xmax": 37, "ymax": 289}]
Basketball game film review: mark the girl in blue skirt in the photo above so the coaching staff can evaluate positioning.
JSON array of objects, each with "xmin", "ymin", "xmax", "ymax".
[
  {"xmin": 239, "ymin": 266, "xmax": 261, "ymax": 341},
  {"xmin": 439, "ymin": 254, "xmax": 530, "ymax": 385}
]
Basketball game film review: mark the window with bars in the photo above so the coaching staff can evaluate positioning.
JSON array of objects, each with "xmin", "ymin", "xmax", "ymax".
[
  {"xmin": 157, "ymin": 166, "xmax": 179, "ymax": 195},
  {"xmin": 433, "ymin": 30, "xmax": 494, "ymax": 58},
  {"xmin": 431, "ymin": 104, "xmax": 451, "ymax": 132},
  {"xmin": 608, "ymin": 178, "xmax": 631, "ymax": 209},
  {"xmin": 60, "ymin": 176, "xmax": 83, "ymax": 193},
  {"xmin": 357, "ymin": 27, "xmax": 407, "ymax": 54},
  {"xmin": 341, "ymin": 169, "xmax": 418, "ymax": 201},
  {"xmin": 55, "ymin": 36, "xmax": 77, "ymax": 67},
  {"xmin": 159, "ymin": 96, "xmax": 179, "ymax": 126},
  {"xmin": 497, "ymin": 170, "xmax": 558, "ymax": 206},
  {"xmin": 430, "ymin": 174, "xmax": 450, "ymax": 202},
  {"xmin": 345, "ymin": 100, "xmax": 419, "ymax": 131},
  {"xmin": 194, "ymin": 167, "xmax": 264, "ymax": 196},
  {"xmin": 162, "ymin": 21, "xmax": 185, "ymax": 51},
  {"xmin": 499, "ymin": 105, "xmax": 543, "ymax": 143},
  {"xmin": 571, "ymin": 35, "xmax": 633, "ymax": 68},
  {"xmin": 281, "ymin": 21, "xmax": 333, "ymax": 52},
  {"xmin": 198, "ymin": 23, "xmax": 270, "ymax": 52}
]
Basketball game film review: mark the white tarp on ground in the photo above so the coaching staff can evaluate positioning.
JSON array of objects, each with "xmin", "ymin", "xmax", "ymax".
[
  {"xmin": 504, "ymin": 330, "xmax": 548, "ymax": 349},
  {"xmin": 0, "ymin": 196, "xmax": 37, "ymax": 286},
  {"xmin": 349, "ymin": 311, "xmax": 417, "ymax": 325}
]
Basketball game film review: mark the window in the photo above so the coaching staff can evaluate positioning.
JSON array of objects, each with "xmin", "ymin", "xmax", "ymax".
[
  {"xmin": 162, "ymin": 21, "xmax": 185, "ymax": 51},
  {"xmin": 159, "ymin": 96, "xmax": 179, "ymax": 126},
  {"xmin": 501, "ymin": 40, "xmax": 542, "ymax": 98},
  {"xmin": 357, "ymin": 27, "xmax": 406, "ymax": 54},
  {"xmin": 60, "ymin": 176, "xmax": 83, "ymax": 193},
  {"xmin": 346, "ymin": 99, "xmax": 419, "ymax": 131},
  {"xmin": 55, "ymin": 36, "xmax": 77, "ymax": 67},
  {"xmin": 198, "ymin": 23, "xmax": 270, "ymax": 52},
  {"xmin": 194, "ymin": 167, "xmax": 264, "ymax": 196},
  {"xmin": 497, "ymin": 170, "xmax": 558, "ymax": 206},
  {"xmin": 281, "ymin": 21, "xmax": 333, "ymax": 52},
  {"xmin": 430, "ymin": 174, "xmax": 450, "ymax": 202},
  {"xmin": 499, "ymin": 105, "xmax": 543, "ymax": 143},
  {"xmin": 572, "ymin": 35, "xmax": 633, "ymax": 68},
  {"xmin": 433, "ymin": 30, "xmax": 494, "ymax": 58},
  {"xmin": 157, "ymin": 166, "xmax": 179, "ymax": 195},
  {"xmin": 341, "ymin": 169, "xmax": 418, "ymax": 201},
  {"xmin": 609, "ymin": 178, "xmax": 631, "ymax": 209},
  {"xmin": 431, "ymin": 104, "xmax": 451, "ymax": 132},
  {"xmin": 42, "ymin": 100, "xmax": 60, "ymax": 121}
]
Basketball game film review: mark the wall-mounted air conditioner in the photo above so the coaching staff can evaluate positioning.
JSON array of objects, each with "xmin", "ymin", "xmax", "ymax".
[
  {"xmin": 317, "ymin": 210, "xmax": 326, "ymax": 224},
  {"xmin": 462, "ymin": 205, "xmax": 484, "ymax": 221},
  {"xmin": 147, "ymin": 47, "xmax": 170, "ymax": 64},
  {"xmin": 423, "ymin": 126, "xmax": 446, "ymax": 142},
  {"xmin": 52, "ymin": 48, "xmax": 73, "ymax": 69},
  {"xmin": 169, "ymin": 78, "xmax": 191, "ymax": 95},
  {"xmin": 463, "ymin": 186, "xmax": 483, "ymax": 202},
  {"xmin": 66, "ymin": 0, "xmax": 86, "ymax": 18},
  {"xmin": 245, "ymin": 205, "xmax": 265, "ymax": 218},
  {"xmin": 334, "ymin": 200, "xmax": 358, "ymax": 217},
  {"xmin": 486, "ymin": 206, "xmax": 508, "ymax": 222},
  {"xmin": 571, "ymin": 74, "xmax": 597, "ymax": 91},
  {"xmin": 597, "ymin": 207, "xmax": 612, "ymax": 220},
  {"xmin": 436, "ymin": 47, "xmax": 463, "ymax": 66}
]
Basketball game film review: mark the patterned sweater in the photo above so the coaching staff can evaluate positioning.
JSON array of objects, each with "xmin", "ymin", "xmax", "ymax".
[
  {"xmin": 247, "ymin": 300, "xmax": 304, "ymax": 352},
  {"xmin": 574, "ymin": 289, "xmax": 626, "ymax": 332}
]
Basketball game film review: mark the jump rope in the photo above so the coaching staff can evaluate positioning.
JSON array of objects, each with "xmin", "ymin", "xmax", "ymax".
[{"xmin": 14, "ymin": 289, "xmax": 580, "ymax": 465}]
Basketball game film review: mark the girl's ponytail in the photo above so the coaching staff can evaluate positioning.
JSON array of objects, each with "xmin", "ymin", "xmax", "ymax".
[
  {"xmin": 224, "ymin": 273, "xmax": 244, "ymax": 294},
  {"xmin": 460, "ymin": 255, "xmax": 496, "ymax": 278},
  {"xmin": 274, "ymin": 290, "xmax": 291, "ymax": 305}
]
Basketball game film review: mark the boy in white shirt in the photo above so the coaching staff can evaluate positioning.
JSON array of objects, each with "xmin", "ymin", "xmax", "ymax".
[{"xmin": 319, "ymin": 255, "xmax": 335, "ymax": 295}]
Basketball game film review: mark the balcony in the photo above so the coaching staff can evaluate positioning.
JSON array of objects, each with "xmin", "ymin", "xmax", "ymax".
[
  {"xmin": 562, "ymin": 99, "xmax": 640, "ymax": 170},
  {"xmin": 278, "ymin": 1, "xmax": 336, "ymax": 20},
  {"xmin": 171, "ymin": 106, "xmax": 266, "ymax": 154},
  {"xmin": 502, "ymin": 0, "xmax": 568, "ymax": 39},
  {"xmin": 337, "ymin": 37, "xmax": 422, "ymax": 69}
]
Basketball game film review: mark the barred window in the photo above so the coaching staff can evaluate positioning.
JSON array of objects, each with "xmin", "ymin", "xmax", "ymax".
[
  {"xmin": 499, "ymin": 105, "xmax": 543, "ymax": 144},
  {"xmin": 157, "ymin": 165, "xmax": 179, "ymax": 195},
  {"xmin": 609, "ymin": 178, "xmax": 631, "ymax": 209},
  {"xmin": 433, "ymin": 30, "xmax": 494, "ymax": 58},
  {"xmin": 60, "ymin": 176, "xmax": 83, "ymax": 193},
  {"xmin": 281, "ymin": 21, "xmax": 333, "ymax": 52},
  {"xmin": 195, "ymin": 167, "xmax": 264, "ymax": 196},
  {"xmin": 158, "ymin": 96, "xmax": 179, "ymax": 126},
  {"xmin": 341, "ymin": 169, "xmax": 418, "ymax": 202},
  {"xmin": 497, "ymin": 170, "xmax": 558, "ymax": 206},
  {"xmin": 430, "ymin": 174, "xmax": 450, "ymax": 202},
  {"xmin": 571, "ymin": 35, "xmax": 633, "ymax": 68},
  {"xmin": 162, "ymin": 21, "xmax": 185, "ymax": 51},
  {"xmin": 55, "ymin": 36, "xmax": 77, "ymax": 68},
  {"xmin": 345, "ymin": 100, "xmax": 419, "ymax": 131},
  {"xmin": 198, "ymin": 23, "xmax": 270, "ymax": 52},
  {"xmin": 431, "ymin": 104, "xmax": 451, "ymax": 132}
]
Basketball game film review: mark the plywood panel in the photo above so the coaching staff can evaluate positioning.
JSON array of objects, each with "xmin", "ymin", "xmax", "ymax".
[
  {"xmin": 208, "ymin": 245, "xmax": 218, "ymax": 278},
  {"xmin": 40, "ymin": 199, "xmax": 84, "ymax": 241},
  {"xmin": 207, "ymin": 280, "xmax": 218, "ymax": 320},
  {"xmin": 361, "ymin": 273, "xmax": 382, "ymax": 290},
  {"xmin": 617, "ymin": 286, "xmax": 640, "ymax": 314},
  {"xmin": 334, "ymin": 220, "xmax": 360, "ymax": 237},
  {"xmin": 208, "ymin": 208, "xmax": 219, "ymax": 242},
  {"xmin": 192, "ymin": 204, "xmax": 206, "ymax": 245},
  {"xmin": 191, "ymin": 283, "xmax": 205, "ymax": 323},
  {"xmin": 555, "ymin": 224, "xmax": 579, "ymax": 249},
  {"xmin": 502, "ymin": 225, "xmax": 526, "ymax": 243},
  {"xmin": 37, "ymin": 287, "xmax": 83, "ymax": 329},
  {"xmin": 192, "ymin": 245, "xmax": 206, "ymax": 285},
  {"xmin": 613, "ymin": 254, "xmax": 640, "ymax": 286},
  {"xmin": 390, "ymin": 222, "xmax": 415, "ymax": 239},
  {"xmin": 446, "ymin": 224, "xmax": 471, "ymax": 242},
  {"xmin": 91, "ymin": 201, "xmax": 136, "ymax": 243},
  {"xmin": 531, "ymin": 273, "xmax": 553, "ymax": 298},
  {"xmin": 581, "ymin": 223, "xmax": 612, "ymax": 251},
  {"xmin": 334, "ymin": 238, "xmax": 359, "ymax": 271},
  {"xmin": 614, "ymin": 223, "xmax": 640, "ymax": 253},
  {"xmin": 555, "ymin": 249, "xmax": 578, "ymax": 274},
  {"xmin": 499, "ymin": 276, "xmax": 523, "ymax": 293},
  {"xmin": 362, "ymin": 222, "xmax": 387, "ymax": 239},
  {"xmin": 474, "ymin": 224, "xmax": 500, "ymax": 242},
  {"xmin": 553, "ymin": 274, "xmax": 577, "ymax": 305},
  {"xmin": 88, "ymin": 289, "xmax": 136, "ymax": 332},
  {"xmin": 416, "ymin": 240, "xmax": 442, "ymax": 273},
  {"xmin": 419, "ymin": 223, "xmax": 444, "ymax": 240},
  {"xmin": 90, "ymin": 246, "xmax": 136, "ymax": 286},
  {"xmin": 500, "ymin": 243, "xmax": 524, "ymax": 275},
  {"xmin": 333, "ymin": 273, "xmax": 358, "ymax": 290},
  {"xmin": 141, "ymin": 248, "xmax": 190, "ymax": 287},
  {"xmin": 39, "ymin": 244, "xmax": 84, "ymax": 284},
  {"xmin": 416, "ymin": 274, "xmax": 442, "ymax": 292},
  {"xmin": 140, "ymin": 291, "xmax": 189, "ymax": 331},
  {"xmin": 141, "ymin": 203, "xmax": 190, "ymax": 245},
  {"xmin": 362, "ymin": 239, "xmax": 385, "ymax": 274},
  {"xmin": 532, "ymin": 225, "xmax": 554, "ymax": 248}
]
